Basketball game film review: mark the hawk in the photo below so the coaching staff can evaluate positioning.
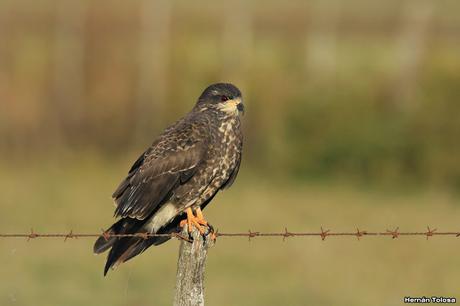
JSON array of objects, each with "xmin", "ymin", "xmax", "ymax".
[{"xmin": 94, "ymin": 83, "xmax": 244, "ymax": 275}]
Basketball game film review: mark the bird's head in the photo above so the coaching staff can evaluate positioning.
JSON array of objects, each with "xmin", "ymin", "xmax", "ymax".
[{"xmin": 196, "ymin": 83, "xmax": 244, "ymax": 116}]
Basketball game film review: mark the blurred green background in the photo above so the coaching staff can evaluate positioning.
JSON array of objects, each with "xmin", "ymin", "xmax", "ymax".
[{"xmin": 1, "ymin": 0, "xmax": 460, "ymax": 305}]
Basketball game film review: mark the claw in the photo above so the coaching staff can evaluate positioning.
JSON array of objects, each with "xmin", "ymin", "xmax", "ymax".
[
  {"xmin": 209, "ymin": 229, "xmax": 217, "ymax": 242},
  {"xmin": 179, "ymin": 207, "xmax": 209, "ymax": 235}
]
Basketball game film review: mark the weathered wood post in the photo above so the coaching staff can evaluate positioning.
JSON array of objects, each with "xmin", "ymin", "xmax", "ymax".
[{"xmin": 173, "ymin": 227, "xmax": 215, "ymax": 306}]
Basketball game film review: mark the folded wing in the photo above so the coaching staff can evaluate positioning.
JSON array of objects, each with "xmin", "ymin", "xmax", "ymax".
[{"xmin": 113, "ymin": 132, "xmax": 206, "ymax": 221}]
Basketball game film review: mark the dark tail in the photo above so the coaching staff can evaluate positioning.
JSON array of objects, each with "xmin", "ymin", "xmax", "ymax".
[{"xmin": 94, "ymin": 216, "xmax": 183, "ymax": 276}]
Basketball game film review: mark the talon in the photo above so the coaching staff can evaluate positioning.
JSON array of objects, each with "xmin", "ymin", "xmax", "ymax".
[
  {"xmin": 179, "ymin": 207, "xmax": 209, "ymax": 235},
  {"xmin": 191, "ymin": 218, "xmax": 206, "ymax": 235},
  {"xmin": 210, "ymin": 231, "xmax": 217, "ymax": 241},
  {"xmin": 179, "ymin": 219, "xmax": 188, "ymax": 227}
]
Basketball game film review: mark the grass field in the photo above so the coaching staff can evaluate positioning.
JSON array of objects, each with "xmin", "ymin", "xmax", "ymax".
[{"xmin": 1, "ymin": 155, "xmax": 459, "ymax": 306}]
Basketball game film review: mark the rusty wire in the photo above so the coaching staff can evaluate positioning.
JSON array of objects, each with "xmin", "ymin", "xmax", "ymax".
[{"xmin": 0, "ymin": 226, "xmax": 458, "ymax": 242}]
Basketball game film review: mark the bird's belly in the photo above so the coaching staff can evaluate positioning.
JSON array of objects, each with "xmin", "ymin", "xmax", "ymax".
[
  {"xmin": 192, "ymin": 152, "xmax": 238, "ymax": 207},
  {"xmin": 146, "ymin": 202, "xmax": 178, "ymax": 232},
  {"xmin": 169, "ymin": 162, "xmax": 231, "ymax": 211},
  {"xmin": 165, "ymin": 120, "xmax": 241, "ymax": 213}
]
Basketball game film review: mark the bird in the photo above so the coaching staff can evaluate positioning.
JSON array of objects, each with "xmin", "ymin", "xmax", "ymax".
[{"xmin": 93, "ymin": 83, "xmax": 244, "ymax": 275}]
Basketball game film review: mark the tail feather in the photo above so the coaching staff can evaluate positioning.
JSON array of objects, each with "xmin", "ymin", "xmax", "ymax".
[
  {"xmin": 93, "ymin": 218, "xmax": 137, "ymax": 254},
  {"xmin": 104, "ymin": 236, "xmax": 145, "ymax": 276},
  {"xmin": 94, "ymin": 214, "xmax": 185, "ymax": 276}
]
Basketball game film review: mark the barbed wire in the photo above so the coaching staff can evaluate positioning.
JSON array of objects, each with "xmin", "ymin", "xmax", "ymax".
[{"xmin": 0, "ymin": 226, "xmax": 459, "ymax": 242}]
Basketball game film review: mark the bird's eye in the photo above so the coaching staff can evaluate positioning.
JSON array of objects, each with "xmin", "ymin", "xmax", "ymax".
[{"xmin": 220, "ymin": 95, "xmax": 229, "ymax": 102}]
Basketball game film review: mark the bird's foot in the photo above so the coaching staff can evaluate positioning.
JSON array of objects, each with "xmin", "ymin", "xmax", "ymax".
[
  {"xmin": 179, "ymin": 207, "xmax": 209, "ymax": 235},
  {"xmin": 194, "ymin": 207, "xmax": 208, "ymax": 227}
]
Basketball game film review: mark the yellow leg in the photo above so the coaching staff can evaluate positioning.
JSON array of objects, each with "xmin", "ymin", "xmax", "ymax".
[
  {"xmin": 194, "ymin": 207, "xmax": 208, "ymax": 226},
  {"xmin": 179, "ymin": 207, "xmax": 207, "ymax": 235},
  {"xmin": 195, "ymin": 207, "xmax": 216, "ymax": 241}
]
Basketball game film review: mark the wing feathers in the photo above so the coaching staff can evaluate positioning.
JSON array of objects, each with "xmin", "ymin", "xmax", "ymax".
[{"xmin": 113, "ymin": 141, "xmax": 205, "ymax": 220}]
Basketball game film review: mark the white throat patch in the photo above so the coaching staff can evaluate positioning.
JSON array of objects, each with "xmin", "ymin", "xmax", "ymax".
[{"xmin": 218, "ymin": 98, "xmax": 242, "ymax": 115}]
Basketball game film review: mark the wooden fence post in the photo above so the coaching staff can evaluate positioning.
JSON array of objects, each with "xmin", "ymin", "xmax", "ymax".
[{"xmin": 173, "ymin": 227, "xmax": 215, "ymax": 306}]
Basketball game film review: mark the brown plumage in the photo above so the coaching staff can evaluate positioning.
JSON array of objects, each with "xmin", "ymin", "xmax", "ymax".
[{"xmin": 94, "ymin": 83, "xmax": 244, "ymax": 275}]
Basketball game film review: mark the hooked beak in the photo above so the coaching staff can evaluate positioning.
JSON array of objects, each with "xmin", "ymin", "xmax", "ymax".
[{"xmin": 237, "ymin": 102, "xmax": 245, "ymax": 115}]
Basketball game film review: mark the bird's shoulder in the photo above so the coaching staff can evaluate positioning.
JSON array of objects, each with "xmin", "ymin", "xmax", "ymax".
[{"xmin": 141, "ymin": 113, "xmax": 210, "ymax": 166}]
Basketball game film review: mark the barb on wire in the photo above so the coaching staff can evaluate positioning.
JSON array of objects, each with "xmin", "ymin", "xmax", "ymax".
[
  {"xmin": 27, "ymin": 228, "xmax": 38, "ymax": 241},
  {"xmin": 320, "ymin": 227, "xmax": 330, "ymax": 241},
  {"xmin": 355, "ymin": 228, "xmax": 367, "ymax": 240},
  {"xmin": 64, "ymin": 230, "xmax": 75, "ymax": 242},
  {"xmin": 101, "ymin": 229, "xmax": 110, "ymax": 241},
  {"xmin": 282, "ymin": 227, "xmax": 293, "ymax": 241},
  {"xmin": 386, "ymin": 227, "xmax": 400, "ymax": 239},
  {"xmin": 425, "ymin": 226, "xmax": 437, "ymax": 240},
  {"xmin": 1, "ymin": 226, "xmax": 460, "ymax": 242},
  {"xmin": 247, "ymin": 230, "xmax": 260, "ymax": 241}
]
